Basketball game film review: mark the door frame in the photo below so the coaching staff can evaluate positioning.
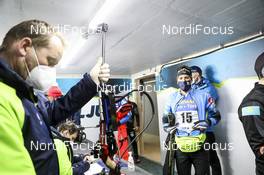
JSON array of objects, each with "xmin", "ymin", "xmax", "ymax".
[{"xmin": 133, "ymin": 73, "xmax": 157, "ymax": 156}]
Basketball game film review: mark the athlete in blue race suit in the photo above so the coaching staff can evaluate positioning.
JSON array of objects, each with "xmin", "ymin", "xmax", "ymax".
[
  {"xmin": 163, "ymin": 66, "xmax": 221, "ymax": 175},
  {"xmin": 163, "ymin": 88, "xmax": 219, "ymax": 137}
]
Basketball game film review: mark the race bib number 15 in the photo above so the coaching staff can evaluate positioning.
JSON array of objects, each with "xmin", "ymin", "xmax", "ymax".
[{"xmin": 176, "ymin": 111, "xmax": 199, "ymax": 133}]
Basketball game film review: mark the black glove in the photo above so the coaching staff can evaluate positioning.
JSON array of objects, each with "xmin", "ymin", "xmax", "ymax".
[
  {"xmin": 162, "ymin": 113, "xmax": 175, "ymax": 126},
  {"xmin": 168, "ymin": 113, "xmax": 175, "ymax": 126},
  {"xmin": 192, "ymin": 119, "xmax": 211, "ymax": 131},
  {"xmin": 162, "ymin": 113, "xmax": 176, "ymax": 132}
]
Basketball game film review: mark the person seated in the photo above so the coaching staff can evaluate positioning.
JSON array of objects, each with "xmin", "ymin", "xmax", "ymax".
[{"xmin": 52, "ymin": 120, "xmax": 95, "ymax": 175}]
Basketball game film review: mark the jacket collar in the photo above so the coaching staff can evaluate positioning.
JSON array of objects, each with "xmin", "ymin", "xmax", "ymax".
[
  {"xmin": 0, "ymin": 58, "xmax": 38, "ymax": 102},
  {"xmin": 254, "ymin": 82, "xmax": 264, "ymax": 92}
]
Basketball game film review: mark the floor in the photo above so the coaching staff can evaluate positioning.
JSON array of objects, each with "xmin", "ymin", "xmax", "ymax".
[
  {"xmin": 136, "ymin": 156, "xmax": 163, "ymax": 175},
  {"xmin": 75, "ymin": 136, "xmax": 163, "ymax": 175}
]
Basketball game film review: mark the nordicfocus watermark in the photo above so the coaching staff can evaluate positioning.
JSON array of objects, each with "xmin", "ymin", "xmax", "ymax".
[
  {"xmin": 162, "ymin": 141, "xmax": 234, "ymax": 151},
  {"xmin": 30, "ymin": 24, "xmax": 100, "ymax": 35},
  {"xmin": 162, "ymin": 24, "xmax": 234, "ymax": 36},
  {"xmin": 30, "ymin": 140, "xmax": 101, "ymax": 151},
  {"xmin": 96, "ymin": 82, "xmax": 168, "ymax": 95}
]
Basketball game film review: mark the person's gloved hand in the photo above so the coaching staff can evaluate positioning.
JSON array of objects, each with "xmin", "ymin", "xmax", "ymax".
[
  {"xmin": 90, "ymin": 57, "xmax": 110, "ymax": 85},
  {"xmin": 192, "ymin": 120, "xmax": 211, "ymax": 131},
  {"xmin": 162, "ymin": 113, "xmax": 176, "ymax": 133},
  {"xmin": 162, "ymin": 113, "xmax": 175, "ymax": 126},
  {"xmin": 83, "ymin": 155, "xmax": 98, "ymax": 164}
]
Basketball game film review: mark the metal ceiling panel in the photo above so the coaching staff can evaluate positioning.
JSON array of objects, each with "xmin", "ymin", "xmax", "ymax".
[{"xmin": 0, "ymin": 0, "xmax": 263, "ymax": 75}]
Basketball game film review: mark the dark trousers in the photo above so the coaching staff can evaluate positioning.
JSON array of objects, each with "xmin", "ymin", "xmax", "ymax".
[
  {"xmin": 206, "ymin": 132, "xmax": 222, "ymax": 175},
  {"xmin": 127, "ymin": 129, "xmax": 139, "ymax": 159},
  {"xmin": 175, "ymin": 148, "xmax": 210, "ymax": 175}
]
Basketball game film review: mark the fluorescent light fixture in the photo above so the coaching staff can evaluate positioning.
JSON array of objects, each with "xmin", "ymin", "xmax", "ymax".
[
  {"xmin": 89, "ymin": 0, "xmax": 121, "ymax": 29},
  {"xmin": 58, "ymin": 33, "xmax": 87, "ymax": 68},
  {"xmin": 59, "ymin": 0, "xmax": 120, "ymax": 68}
]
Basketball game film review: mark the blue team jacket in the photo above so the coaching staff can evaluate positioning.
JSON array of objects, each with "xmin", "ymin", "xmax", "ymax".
[
  {"xmin": 163, "ymin": 89, "xmax": 220, "ymax": 135},
  {"xmin": 192, "ymin": 77, "xmax": 219, "ymax": 101}
]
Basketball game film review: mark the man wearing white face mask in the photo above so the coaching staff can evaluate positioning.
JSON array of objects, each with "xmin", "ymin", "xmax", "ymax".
[
  {"xmin": 0, "ymin": 20, "xmax": 110, "ymax": 175},
  {"xmin": 25, "ymin": 46, "xmax": 57, "ymax": 92}
]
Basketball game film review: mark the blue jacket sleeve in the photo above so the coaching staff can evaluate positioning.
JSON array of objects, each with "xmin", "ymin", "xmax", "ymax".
[
  {"xmin": 207, "ymin": 84, "xmax": 219, "ymax": 101},
  {"xmin": 119, "ymin": 112, "xmax": 132, "ymax": 125},
  {"xmin": 73, "ymin": 155, "xmax": 84, "ymax": 163},
  {"xmin": 72, "ymin": 160, "xmax": 90, "ymax": 175},
  {"xmin": 206, "ymin": 93, "xmax": 221, "ymax": 126},
  {"xmin": 47, "ymin": 73, "xmax": 97, "ymax": 126},
  {"xmin": 163, "ymin": 96, "xmax": 173, "ymax": 116},
  {"xmin": 203, "ymin": 79, "xmax": 219, "ymax": 101},
  {"xmin": 163, "ymin": 95, "xmax": 173, "ymax": 130}
]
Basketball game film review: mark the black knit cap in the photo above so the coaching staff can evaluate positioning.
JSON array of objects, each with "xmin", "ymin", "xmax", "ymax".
[
  {"xmin": 177, "ymin": 65, "xmax": 192, "ymax": 77},
  {"xmin": 191, "ymin": 66, "xmax": 202, "ymax": 75},
  {"xmin": 254, "ymin": 52, "xmax": 264, "ymax": 79}
]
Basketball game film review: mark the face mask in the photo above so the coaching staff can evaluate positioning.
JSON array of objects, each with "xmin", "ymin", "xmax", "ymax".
[
  {"xmin": 25, "ymin": 47, "xmax": 57, "ymax": 92},
  {"xmin": 177, "ymin": 81, "xmax": 191, "ymax": 92}
]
